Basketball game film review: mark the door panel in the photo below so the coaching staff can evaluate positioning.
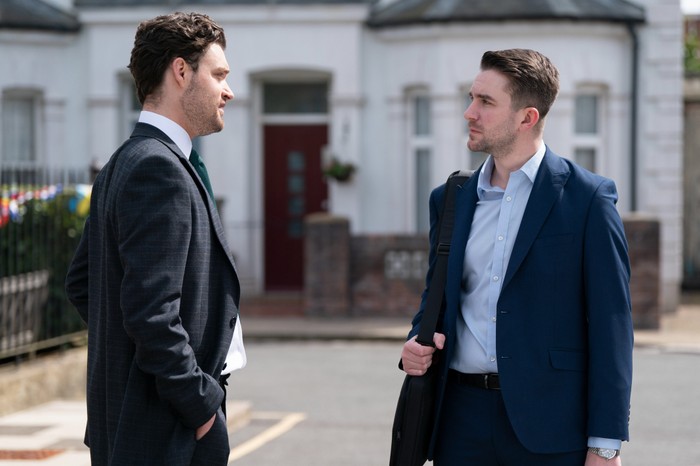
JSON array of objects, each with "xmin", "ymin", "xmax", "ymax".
[{"xmin": 264, "ymin": 125, "xmax": 328, "ymax": 290}]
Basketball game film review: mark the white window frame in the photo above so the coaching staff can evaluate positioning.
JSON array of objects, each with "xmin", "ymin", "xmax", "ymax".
[
  {"xmin": 407, "ymin": 88, "xmax": 433, "ymax": 233},
  {"xmin": 573, "ymin": 86, "xmax": 606, "ymax": 173},
  {"xmin": 1, "ymin": 88, "xmax": 43, "ymax": 167}
]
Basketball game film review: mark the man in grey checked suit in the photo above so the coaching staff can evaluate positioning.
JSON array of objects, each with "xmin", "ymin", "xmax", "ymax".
[{"xmin": 65, "ymin": 12, "xmax": 240, "ymax": 465}]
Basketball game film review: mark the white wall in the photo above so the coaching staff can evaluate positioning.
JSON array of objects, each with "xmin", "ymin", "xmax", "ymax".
[
  {"xmin": 361, "ymin": 22, "xmax": 634, "ymax": 230},
  {"xmin": 632, "ymin": 0, "xmax": 684, "ymax": 312},
  {"xmin": 3, "ymin": 0, "xmax": 682, "ymax": 304},
  {"xmin": 0, "ymin": 29, "xmax": 86, "ymax": 168},
  {"xmin": 79, "ymin": 4, "xmax": 367, "ymax": 293},
  {"xmin": 361, "ymin": 2, "xmax": 683, "ymax": 311}
]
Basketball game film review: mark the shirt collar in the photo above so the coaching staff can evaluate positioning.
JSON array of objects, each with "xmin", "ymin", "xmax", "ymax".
[
  {"xmin": 138, "ymin": 111, "xmax": 192, "ymax": 157},
  {"xmin": 477, "ymin": 142, "xmax": 546, "ymax": 199}
]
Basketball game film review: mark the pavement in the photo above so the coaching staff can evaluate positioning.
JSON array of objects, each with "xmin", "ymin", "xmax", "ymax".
[{"xmin": 1, "ymin": 300, "xmax": 699, "ymax": 465}]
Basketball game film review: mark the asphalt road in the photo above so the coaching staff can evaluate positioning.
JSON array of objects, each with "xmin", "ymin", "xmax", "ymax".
[{"xmin": 227, "ymin": 341, "xmax": 700, "ymax": 466}]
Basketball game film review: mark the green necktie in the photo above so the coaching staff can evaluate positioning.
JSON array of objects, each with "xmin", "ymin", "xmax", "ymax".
[{"xmin": 189, "ymin": 149, "xmax": 216, "ymax": 205}]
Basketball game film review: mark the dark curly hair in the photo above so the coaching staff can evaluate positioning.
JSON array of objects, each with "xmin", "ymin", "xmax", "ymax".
[
  {"xmin": 128, "ymin": 12, "xmax": 226, "ymax": 105},
  {"xmin": 480, "ymin": 49, "xmax": 559, "ymax": 122}
]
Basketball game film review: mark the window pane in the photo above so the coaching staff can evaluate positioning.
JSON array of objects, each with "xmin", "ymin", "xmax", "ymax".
[
  {"xmin": 575, "ymin": 147, "xmax": 596, "ymax": 172},
  {"xmin": 575, "ymin": 95, "xmax": 598, "ymax": 134},
  {"xmin": 264, "ymin": 83, "xmax": 328, "ymax": 114},
  {"xmin": 288, "ymin": 219, "xmax": 303, "ymax": 238},
  {"xmin": 288, "ymin": 151, "xmax": 305, "ymax": 172},
  {"xmin": 414, "ymin": 96, "xmax": 430, "ymax": 136},
  {"xmin": 2, "ymin": 94, "xmax": 36, "ymax": 163},
  {"xmin": 288, "ymin": 174, "xmax": 305, "ymax": 194},
  {"xmin": 288, "ymin": 196, "xmax": 305, "ymax": 216},
  {"xmin": 415, "ymin": 148, "xmax": 431, "ymax": 233}
]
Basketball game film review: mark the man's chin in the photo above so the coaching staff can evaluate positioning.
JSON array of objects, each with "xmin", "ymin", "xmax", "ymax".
[
  {"xmin": 467, "ymin": 142, "xmax": 482, "ymax": 153},
  {"xmin": 199, "ymin": 122, "xmax": 224, "ymax": 137}
]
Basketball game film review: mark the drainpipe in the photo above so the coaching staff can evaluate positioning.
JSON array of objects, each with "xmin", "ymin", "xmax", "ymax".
[{"xmin": 627, "ymin": 21, "xmax": 639, "ymax": 212}]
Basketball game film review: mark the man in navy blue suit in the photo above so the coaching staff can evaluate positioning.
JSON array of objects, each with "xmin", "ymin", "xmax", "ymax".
[{"xmin": 401, "ymin": 49, "xmax": 633, "ymax": 465}]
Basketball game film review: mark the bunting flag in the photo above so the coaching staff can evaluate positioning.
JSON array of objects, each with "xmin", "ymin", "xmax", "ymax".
[{"xmin": 0, "ymin": 184, "xmax": 91, "ymax": 229}]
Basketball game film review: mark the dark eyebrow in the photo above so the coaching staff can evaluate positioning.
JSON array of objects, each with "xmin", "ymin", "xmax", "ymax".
[{"xmin": 473, "ymin": 92, "xmax": 494, "ymax": 103}]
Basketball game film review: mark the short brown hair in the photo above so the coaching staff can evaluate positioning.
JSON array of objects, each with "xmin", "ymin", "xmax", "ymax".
[
  {"xmin": 128, "ymin": 12, "xmax": 226, "ymax": 105},
  {"xmin": 480, "ymin": 49, "xmax": 559, "ymax": 121}
]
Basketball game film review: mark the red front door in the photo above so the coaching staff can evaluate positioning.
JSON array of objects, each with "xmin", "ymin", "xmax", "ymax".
[{"xmin": 264, "ymin": 125, "xmax": 328, "ymax": 291}]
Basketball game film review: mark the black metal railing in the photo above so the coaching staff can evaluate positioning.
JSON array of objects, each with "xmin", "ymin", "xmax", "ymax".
[{"xmin": 0, "ymin": 165, "xmax": 90, "ymax": 360}]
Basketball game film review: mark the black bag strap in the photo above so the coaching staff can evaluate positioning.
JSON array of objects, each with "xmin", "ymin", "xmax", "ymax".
[{"xmin": 415, "ymin": 169, "xmax": 474, "ymax": 347}]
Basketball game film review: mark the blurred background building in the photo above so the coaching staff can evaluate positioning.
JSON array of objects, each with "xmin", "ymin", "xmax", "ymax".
[{"xmin": 0, "ymin": 0, "xmax": 685, "ymax": 313}]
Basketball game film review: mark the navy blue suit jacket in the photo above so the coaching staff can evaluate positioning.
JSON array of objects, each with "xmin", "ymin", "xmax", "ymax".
[{"xmin": 409, "ymin": 148, "xmax": 633, "ymax": 457}]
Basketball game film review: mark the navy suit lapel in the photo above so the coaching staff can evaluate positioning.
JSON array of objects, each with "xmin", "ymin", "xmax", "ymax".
[
  {"xmin": 502, "ymin": 150, "xmax": 570, "ymax": 289},
  {"xmin": 448, "ymin": 175, "xmax": 479, "ymax": 273}
]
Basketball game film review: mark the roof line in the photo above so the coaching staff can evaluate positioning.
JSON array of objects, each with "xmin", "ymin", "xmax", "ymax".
[{"xmin": 367, "ymin": 15, "xmax": 646, "ymax": 29}]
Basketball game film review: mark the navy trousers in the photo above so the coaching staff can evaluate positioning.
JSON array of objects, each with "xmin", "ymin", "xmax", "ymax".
[{"xmin": 433, "ymin": 379, "xmax": 587, "ymax": 466}]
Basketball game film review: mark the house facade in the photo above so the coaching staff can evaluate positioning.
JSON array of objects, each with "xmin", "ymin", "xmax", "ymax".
[{"xmin": 0, "ymin": 0, "xmax": 683, "ymax": 311}]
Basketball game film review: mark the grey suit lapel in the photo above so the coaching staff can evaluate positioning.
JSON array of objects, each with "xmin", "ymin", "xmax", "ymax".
[
  {"xmin": 501, "ymin": 150, "xmax": 570, "ymax": 289},
  {"xmin": 130, "ymin": 124, "xmax": 240, "ymax": 277}
]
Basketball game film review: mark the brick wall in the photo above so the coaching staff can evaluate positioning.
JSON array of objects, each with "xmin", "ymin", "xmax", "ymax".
[
  {"xmin": 349, "ymin": 235, "xmax": 427, "ymax": 317},
  {"xmin": 304, "ymin": 214, "xmax": 351, "ymax": 316},
  {"xmin": 305, "ymin": 215, "xmax": 661, "ymax": 328},
  {"xmin": 625, "ymin": 215, "xmax": 661, "ymax": 329}
]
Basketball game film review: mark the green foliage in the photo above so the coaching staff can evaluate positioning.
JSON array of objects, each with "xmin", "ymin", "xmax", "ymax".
[
  {"xmin": 1, "ymin": 185, "xmax": 90, "ymax": 339},
  {"xmin": 323, "ymin": 158, "xmax": 356, "ymax": 182},
  {"xmin": 685, "ymin": 32, "xmax": 700, "ymax": 74}
]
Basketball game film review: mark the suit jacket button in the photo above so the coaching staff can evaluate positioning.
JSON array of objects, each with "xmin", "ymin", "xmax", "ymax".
[{"xmin": 229, "ymin": 317, "xmax": 236, "ymax": 328}]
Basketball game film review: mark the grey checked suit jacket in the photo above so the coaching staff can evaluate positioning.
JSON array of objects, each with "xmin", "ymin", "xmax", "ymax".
[{"xmin": 66, "ymin": 123, "xmax": 240, "ymax": 465}]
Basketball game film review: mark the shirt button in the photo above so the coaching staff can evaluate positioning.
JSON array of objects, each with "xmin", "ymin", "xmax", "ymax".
[
  {"xmin": 506, "ymin": 196, "xmax": 512, "ymax": 202},
  {"xmin": 492, "ymin": 316, "xmax": 497, "ymax": 322},
  {"xmin": 493, "ymin": 276, "xmax": 499, "ymax": 282},
  {"xmin": 497, "ymin": 235, "xmax": 504, "ymax": 241},
  {"xmin": 490, "ymin": 356, "xmax": 496, "ymax": 362}
]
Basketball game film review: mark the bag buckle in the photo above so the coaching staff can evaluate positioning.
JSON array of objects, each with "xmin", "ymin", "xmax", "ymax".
[{"xmin": 437, "ymin": 243, "xmax": 451, "ymax": 255}]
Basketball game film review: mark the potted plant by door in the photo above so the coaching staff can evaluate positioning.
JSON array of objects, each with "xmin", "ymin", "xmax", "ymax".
[{"xmin": 323, "ymin": 158, "xmax": 356, "ymax": 182}]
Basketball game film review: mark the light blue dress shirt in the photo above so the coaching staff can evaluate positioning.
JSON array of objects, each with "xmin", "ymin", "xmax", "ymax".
[
  {"xmin": 448, "ymin": 142, "xmax": 620, "ymax": 451},
  {"xmin": 450, "ymin": 143, "xmax": 544, "ymax": 374}
]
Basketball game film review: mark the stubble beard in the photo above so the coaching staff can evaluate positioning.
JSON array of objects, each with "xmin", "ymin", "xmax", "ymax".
[
  {"xmin": 467, "ymin": 120, "xmax": 518, "ymax": 159},
  {"xmin": 182, "ymin": 78, "xmax": 224, "ymax": 138}
]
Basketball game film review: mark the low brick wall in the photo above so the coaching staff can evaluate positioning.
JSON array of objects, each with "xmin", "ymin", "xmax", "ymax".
[
  {"xmin": 350, "ymin": 235, "xmax": 427, "ymax": 317},
  {"xmin": 305, "ymin": 214, "xmax": 661, "ymax": 328},
  {"xmin": 304, "ymin": 214, "xmax": 351, "ymax": 316},
  {"xmin": 625, "ymin": 214, "xmax": 661, "ymax": 329}
]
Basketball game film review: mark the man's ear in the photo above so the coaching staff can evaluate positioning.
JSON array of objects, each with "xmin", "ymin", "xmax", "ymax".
[
  {"xmin": 170, "ymin": 57, "xmax": 189, "ymax": 88},
  {"xmin": 520, "ymin": 107, "xmax": 540, "ymax": 130}
]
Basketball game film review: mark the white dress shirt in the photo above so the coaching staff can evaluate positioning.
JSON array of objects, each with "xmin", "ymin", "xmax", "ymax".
[{"xmin": 137, "ymin": 111, "xmax": 246, "ymax": 374}]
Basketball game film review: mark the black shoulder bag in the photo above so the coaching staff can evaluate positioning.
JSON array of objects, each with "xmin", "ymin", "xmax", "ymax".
[{"xmin": 389, "ymin": 169, "xmax": 473, "ymax": 466}]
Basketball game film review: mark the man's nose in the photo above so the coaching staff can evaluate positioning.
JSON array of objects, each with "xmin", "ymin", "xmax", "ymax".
[
  {"xmin": 464, "ymin": 103, "xmax": 475, "ymax": 121},
  {"xmin": 223, "ymin": 81, "xmax": 234, "ymax": 101}
]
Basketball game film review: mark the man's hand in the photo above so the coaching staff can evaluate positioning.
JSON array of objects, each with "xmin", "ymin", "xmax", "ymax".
[
  {"xmin": 585, "ymin": 451, "xmax": 621, "ymax": 466},
  {"xmin": 401, "ymin": 333, "xmax": 445, "ymax": 376},
  {"xmin": 195, "ymin": 413, "xmax": 216, "ymax": 440}
]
